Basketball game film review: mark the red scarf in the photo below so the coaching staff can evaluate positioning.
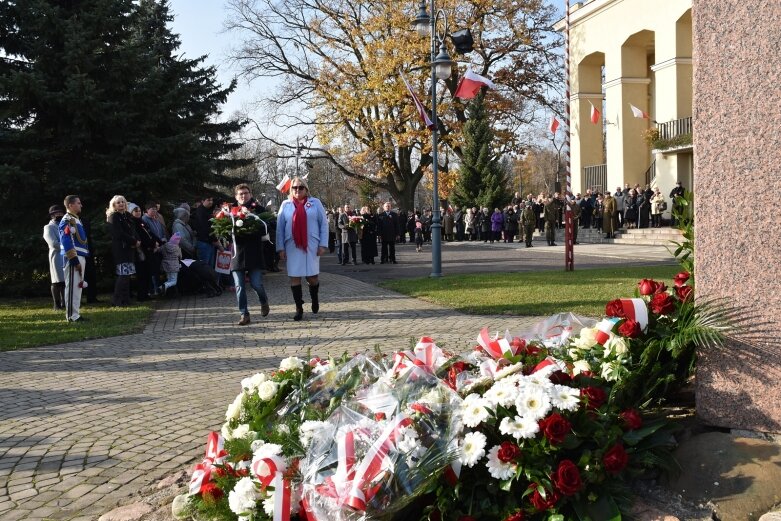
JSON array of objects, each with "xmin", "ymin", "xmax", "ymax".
[{"xmin": 292, "ymin": 197, "xmax": 308, "ymax": 251}]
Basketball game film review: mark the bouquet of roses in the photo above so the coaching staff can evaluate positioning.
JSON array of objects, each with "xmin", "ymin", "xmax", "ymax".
[
  {"xmin": 211, "ymin": 205, "xmax": 266, "ymax": 239},
  {"xmin": 347, "ymin": 215, "xmax": 364, "ymax": 233}
]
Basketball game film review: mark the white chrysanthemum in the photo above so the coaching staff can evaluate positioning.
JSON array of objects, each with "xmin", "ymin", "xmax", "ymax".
[
  {"xmin": 572, "ymin": 359, "xmax": 591, "ymax": 376},
  {"xmin": 299, "ymin": 420, "xmax": 332, "ymax": 447},
  {"xmin": 522, "ymin": 372, "xmax": 554, "ymax": 389},
  {"xmin": 484, "ymin": 381, "xmax": 517, "ymax": 408},
  {"xmin": 461, "ymin": 396, "xmax": 490, "ymax": 428},
  {"xmin": 493, "ymin": 362, "xmax": 525, "ymax": 380},
  {"xmin": 228, "ymin": 477, "xmax": 260, "ymax": 516},
  {"xmin": 256, "ymin": 381, "xmax": 279, "ymax": 401},
  {"xmin": 253, "ymin": 443, "xmax": 282, "ymax": 460},
  {"xmin": 459, "ymin": 431, "xmax": 487, "ymax": 467},
  {"xmin": 486, "ymin": 445, "xmax": 517, "ymax": 480},
  {"xmin": 226, "ymin": 393, "xmax": 244, "ymax": 421},
  {"xmin": 279, "ymin": 356, "xmax": 304, "ymax": 372},
  {"xmin": 499, "ymin": 415, "xmax": 540, "ymax": 440},
  {"xmin": 231, "ymin": 424, "xmax": 254, "ymax": 440},
  {"xmin": 235, "ymin": 219, "xmax": 244, "ymax": 227},
  {"xmin": 514, "ymin": 387, "xmax": 551, "ymax": 420},
  {"xmin": 573, "ymin": 327, "xmax": 598, "ymax": 349},
  {"xmin": 551, "ymin": 384, "xmax": 581, "ymax": 411},
  {"xmin": 262, "ymin": 491, "xmax": 274, "ymax": 516},
  {"xmin": 605, "ymin": 336, "xmax": 629, "ymax": 356}
]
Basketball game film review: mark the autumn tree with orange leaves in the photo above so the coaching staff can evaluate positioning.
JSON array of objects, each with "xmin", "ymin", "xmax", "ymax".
[{"xmin": 227, "ymin": 0, "xmax": 561, "ymax": 211}]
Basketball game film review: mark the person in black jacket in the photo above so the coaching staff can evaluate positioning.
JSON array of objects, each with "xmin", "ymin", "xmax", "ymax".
[
  {"xmin": 231, "ymin": 184, "xmax": 270, "ymax": 326},
  {"xmin": 128, "ymin": 203, "xmax": 159, "ymax": 302},
  {"xmin": 106, "ymin": 195, "xmax": 139, "ymax": 307},
  {"xmin": 378, "ymin": 201, "xmax": 400, "ymax": 263},
  {"xmin": 194, "ymin": 195, "xmax": 222, "ymax": 270}
]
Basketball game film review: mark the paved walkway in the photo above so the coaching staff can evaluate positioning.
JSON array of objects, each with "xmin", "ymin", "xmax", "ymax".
[{"xmin": 0, "ymin": 243, "xmax": 675, "ymax": 520}]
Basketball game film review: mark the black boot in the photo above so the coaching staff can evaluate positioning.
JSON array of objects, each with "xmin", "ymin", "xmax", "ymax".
[
  {"xmin": 309, "ymin": 283, "xmax": 320, "ymax": 314},
  {"xmin": 291, "ymin": 285, "xmax": 304, "ymax": 321}
]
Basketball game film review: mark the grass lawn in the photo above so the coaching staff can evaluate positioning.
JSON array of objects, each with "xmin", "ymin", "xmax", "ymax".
[
  {"xmin": 380, "ymin": 265, "xmax": 681, "ymax": 317},
  {"xmin": 0, "ymin": 297, "xmax": 155, "ymax": 352}
]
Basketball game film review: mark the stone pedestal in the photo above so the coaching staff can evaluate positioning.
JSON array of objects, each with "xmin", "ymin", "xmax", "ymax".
[{"xmin": 693, "ymin": 0, "xmax": 781, "ymax": 433}]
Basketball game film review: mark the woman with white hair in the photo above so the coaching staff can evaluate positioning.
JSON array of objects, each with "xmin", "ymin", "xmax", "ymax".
[
  {"xmin": 276, "ymin": 176, "xmax": 329, "ymax": 321},
  {"xmin": 106, "ymin": 195, "xmax": 139, "ymax": 306}
]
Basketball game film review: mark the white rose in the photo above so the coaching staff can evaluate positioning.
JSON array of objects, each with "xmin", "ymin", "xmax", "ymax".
[
  {"xmin": 572, "ymin": 359, "xmax": 591, "ymax": 375},
  {"xmin": 225, "ymin": 393, "xmax": 244, "ymax": 421},
  {"xmin": 606, "ymin": 336, "xmax": 628, "ymax": 356},
  {"xmin": 171, "ymin": 494, "xmax": 189, "ymax": 519},
  {"xmin": 228, "ymin": 477, "xmax": 260, "ymax": 516},
  {"xmin": 232, "ymin": 424, "xmax": 252, "ymax": 440},
  {"xmin": 236, "ymin": 219, "xmax": 244, "ymax": 227},
  {"xmin": 241, "ymin": 372, "xmax": 267, "ymax": 391},
  {"xmin": 221, "ymin": 422, "xmax": 233, "ymax": 441},
  {"xmin": 279, "ymin": 356, "xmax": 304, "ymax": 372},
  {"xmin": 256, "ymin": 381, "xmax": 278, "ymax": 401},
  {"xmin": 573, "ymin": 328, "xmax": 598, "ymax": 349}
]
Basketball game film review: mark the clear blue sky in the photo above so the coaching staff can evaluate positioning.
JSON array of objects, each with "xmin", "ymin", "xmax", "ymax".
[{"xmin": 168, "ymin": 0, "xmax": 567, "ymax": 119}]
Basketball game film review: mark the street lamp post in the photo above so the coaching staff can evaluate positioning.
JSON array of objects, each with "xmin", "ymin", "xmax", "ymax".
[{"xmin": 412, "ymin": 0, "xmax": 454, "ymax": 278}]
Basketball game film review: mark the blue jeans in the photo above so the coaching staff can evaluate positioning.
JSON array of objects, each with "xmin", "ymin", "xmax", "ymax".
[
  {"xmin": 232, "ymin": 269, "xmax": 268, "ymax": 316},
  {"xmin": 197, "ymin": 241, "xmax": 216, "ymax": 269}
]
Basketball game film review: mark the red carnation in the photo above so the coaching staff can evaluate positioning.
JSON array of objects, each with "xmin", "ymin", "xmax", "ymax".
[
  {"xmin": 650, "ymin": 293, "xmax": 675, "ymax": 315},
  {"xmin": 674, "ymin": 271, "xmax": 690, "ymax": 287},
  {"xmin": 676, "ymin": 285, "xmax": 693, "ymax": 302},
  {"xmin": 619, "ymin": 409, "xmax": 643, "ymax": 430},
  {"xmin": 504, "ymin": 513, "xmax": 525, "ymax": 521},
  {"xmin": 528, "ymin": 484, "xmax": 560, "ymax": 511},
  {"xmin": 637, "ymin": 279, "xmax": 658, "ymax": 296},
  {"xmin": 580, "ymin": 386, "xmax": 607, "ymax": 410},
  {"xmin": 551, "ymin": 459, "xmax": 583, "ymax": 496},
  {"xmin": 511, "ymin": 336, "xmax": 526, "ymax": 351},
  {"xmin": 603, "ymin": 444, "xmax": 629, "ymax": 474},
  {"xmin": 497, "ymin": 441, "xmax": 522, "ymax": 463},
  {"xmin": 605, "ymin": 299, "xmax": 626, "ymax": 318},
  {"xmin": 200, "ymin": 482, "xmax": 223, "ymax": 499},
  {"xmin": 617, "ymin": 319, "xmax": 641, "ymax": 338},
  {"xmin": 538, "ymin": 413, "xmax": 572, "ymax": 445},
  {"xmin": 524, "ymin": 343, "xmax": 542, "ymax": 356}
]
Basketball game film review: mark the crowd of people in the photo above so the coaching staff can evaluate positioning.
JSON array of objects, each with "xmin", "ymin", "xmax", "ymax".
[{"xmin": 44, "ymin": 180, "xmax": 686, "ymax": 324}]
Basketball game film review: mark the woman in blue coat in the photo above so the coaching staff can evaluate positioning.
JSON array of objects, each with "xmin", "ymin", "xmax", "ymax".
[{"xmin": 276, "ymin": 177, "xmax": 329, "ymax": 321}]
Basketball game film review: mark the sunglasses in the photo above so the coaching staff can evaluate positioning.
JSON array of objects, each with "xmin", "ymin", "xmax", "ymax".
[{"xmin": 291, "ymin": 186, "xmax": 306, "ymax": 191}]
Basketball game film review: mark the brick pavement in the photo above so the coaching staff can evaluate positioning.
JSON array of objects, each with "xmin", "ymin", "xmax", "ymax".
[{"xmin": 0, "ymin": 242, "xmax": 675, "ymax": 520}]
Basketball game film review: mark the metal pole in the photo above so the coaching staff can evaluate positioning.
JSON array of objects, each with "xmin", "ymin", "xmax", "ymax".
[
  {"xmin": 295, "ymin": 138, "xmax": 300, "ymax": 177},
  {"xmin": 429, "ymin": 0, "xmax": 442, "ymax": 278},
  {"xmin": 564, "ymin": 0, "xmax": 574, "ymax": 271}
]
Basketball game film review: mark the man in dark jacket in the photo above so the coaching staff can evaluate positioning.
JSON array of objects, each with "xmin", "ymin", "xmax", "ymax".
[
  {"xmin": 194, "ymin": 195, "xmax": 222, "ymax": 270},
  {"xmin": 669, "ymin": 181, "xmax": 686, "ymax": 226},
  {"xmin": 231, "ymin": 184, "xmax": 270, "ymax": 326},
  {"xmin": 378, "ymin": 201, "xmax": 400, "ymax": 264}
]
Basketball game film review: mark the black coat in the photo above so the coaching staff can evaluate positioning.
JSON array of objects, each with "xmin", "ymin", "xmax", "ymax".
[
  {"xmin": 377, "ymin": 211, "xmax": 400, "ymax": 241},
  {"xmin": 230, "ymin": 202, "xmax": 267, "ymax": 272},
  {"xmin": 108, "ymin": 211, "xmax": 138, "ymax": 265}
]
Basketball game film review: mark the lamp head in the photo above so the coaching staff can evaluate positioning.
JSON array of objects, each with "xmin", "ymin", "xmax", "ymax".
[
  {"xmin": 433, "ymin": 41, "xmax": 454, "ymax": 79},
  {"xmin": 412, "ymin": 1, "xmax": 431, "ymax": 37}
]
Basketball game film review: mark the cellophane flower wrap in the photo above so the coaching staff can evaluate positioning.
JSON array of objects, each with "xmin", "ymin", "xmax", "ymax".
[{"xmin": 211, "ymin": 204, "xmax": 266, "ymax": 239}]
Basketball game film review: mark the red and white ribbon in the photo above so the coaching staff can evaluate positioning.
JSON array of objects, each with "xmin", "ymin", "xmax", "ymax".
[
  {"xmin": 391, "ymin": 337, "xmax": 444, "ymax": 377},
  {"xmin": 477, "ymin": 328, "xmax": 515, "ymax": 359},
  {"xmin": 594, "ymin": 318, "xmax": 620, "ymax": 345},
  {"xmin": 619, "ymin": 298, "xmax": 649, "ymax": 331},
  {"xmin": 252, "ymin": 454, "xmax": 291, "ymax": 521},
  {"xmin": 189, "ymin": 432, "xmax": 227, "ymax": 495},
  {"xmin": 272, "ymin": 472, "xmax": 291, "ymax": 521}
]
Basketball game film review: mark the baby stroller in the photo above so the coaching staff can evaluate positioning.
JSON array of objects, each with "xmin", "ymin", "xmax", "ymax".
[{"xmin": 177, "ymin": 259, "xmax": 223, "ymax": 297}]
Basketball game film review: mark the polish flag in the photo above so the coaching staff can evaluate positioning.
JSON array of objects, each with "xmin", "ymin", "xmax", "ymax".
[
  {"xmin": 629, "ymin": 103, "xmax": 649, "ymax": 119},
  {"xmin": 276, "ymin": 174, "xmax": 291, "ymax": 193},
  {"xmin": 590, "ymin": 102, "xmax": 600, "ymax": 124},
  {"xmin": 399, "ymin": 71, "xmax": 436, "ymax": 130},
  {"xmin": 454, "ymin": 69, "xmax": 496, "ymax": 100},
  {"xmin": 549, "ymin": 116, "xmax": 560, "ymax": 134}
]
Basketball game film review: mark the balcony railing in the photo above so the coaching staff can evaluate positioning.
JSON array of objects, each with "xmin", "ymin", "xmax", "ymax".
[
  {"xmin": 644, "ymin": 160, "xmax": 656, "ymax": 187},
  {"xmin": 651, "ymin": 117, "xmax": 693, "ymax": 151},
  {"xmin": 583, "ymin": 164, "xmax": 607, "ymax": 193}
]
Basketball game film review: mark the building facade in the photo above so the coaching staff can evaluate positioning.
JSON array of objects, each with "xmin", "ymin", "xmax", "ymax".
[{"xmin": 563, "ymin": 0, "xmax": 692, "ymax": 205}]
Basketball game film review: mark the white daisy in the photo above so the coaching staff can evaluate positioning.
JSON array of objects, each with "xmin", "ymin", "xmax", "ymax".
[
  {"xmin": 483, "ymin": 381, "xmax": 517, "ymax": 409},
  {"xmin": 522, "ymin": 372, "xmax": 555, "ymax": 389},
  {"xmin": 461, "ymin": 396, "xmax": 490, "ymax": 428},
  {"xmin": 459, "ymin": 431, "xmax": 487, "ymax": 467},
  {"xmin": 499, "ymin": 415, "xmax": 540, "ymax": 440},
  {"xmin": 514, "ymin": 387, "xmax": 552, "ymax": 420},
  {"xmin": 550, "ymin": 384, "xmax": 581, "ymax": 412},
  {"xmin": 486, "ymin": 445, "xmax": 517, "ymax": 480}
]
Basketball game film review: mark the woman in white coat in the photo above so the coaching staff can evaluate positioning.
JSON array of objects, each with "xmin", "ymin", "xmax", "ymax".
[
  {"xmin": 276, "ymin": 177, "xmax": 329, "ymax": 321},
  {"xmin": 43, "ymin": 204, "xmax": 66, "ymax": 310}
]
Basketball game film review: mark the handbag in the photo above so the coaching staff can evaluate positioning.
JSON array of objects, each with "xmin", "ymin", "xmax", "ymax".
[{"xmin": 660, "ymin": 201, "xmax": 668, "ymax": 211}]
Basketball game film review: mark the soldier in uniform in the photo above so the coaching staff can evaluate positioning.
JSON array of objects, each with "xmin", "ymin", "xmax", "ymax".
[
  {"xmin": 59, "ymin": 195, "xmax": 90, "ymax": 322},
  {"xmin": 603, "ymin": 191, "xmax": 617, "ymax": 239},
  {"xmin": 568, "ymin": 197, "xmax": 582, "ymax": 244},
  {"xmin": 521, "ymin": 202, "xmax": 536, "ymax": 247},
  {"xmin": 543, "ymin": 197, "xmax": 558, "ymax": 246}
]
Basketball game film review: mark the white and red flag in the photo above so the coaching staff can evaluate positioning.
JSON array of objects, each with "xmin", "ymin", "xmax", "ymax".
[
  {"xmin": 454, "ymin": 69, "xmax": 496, "ymax": 100},
  {"xmin": 276, "ymin": 174, "xmax": 291, "ymax": 194},
  {"xmin": 629, "ymin": 103, "xmax": 649, "ymax": 119},
  {"xmin": 589, "ymin": 102, "xmax": 601, "ymax": 124},
  {"xmin": 549, "ymin": 116, "xmax": 560, "ymax": 135},
  {"xmin": 399, "ymin": 71, "xmax": 436, "ymax": 130}
]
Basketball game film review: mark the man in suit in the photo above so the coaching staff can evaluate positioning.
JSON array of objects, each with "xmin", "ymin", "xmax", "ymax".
[
  {"xmin": 669, "ymin": 181, "xmax": 686, "ymax": 226},
  {"xmin": 378, "ymin": 201, "xmax": 400, "ymax": 264}
]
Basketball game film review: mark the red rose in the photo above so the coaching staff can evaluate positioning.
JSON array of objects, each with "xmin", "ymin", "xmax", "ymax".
[
  {"xmin": 497, "ymin": 441, "xmax": 522, "ymax": 463},
  {"xmin": 528, "ymin": 484, "xmax": 560, "ymax": 511},
  {"xmin": 504, "ymin": 512, "xmax": 524, "ymax": 521},
  {"xmin": 619, "ymin": 409, "xmax": 643, "ymax": 430},
  {"xmin": 551, "ymin": 459, "xmax": 582, "ymax": 496},
  {"xmin": 637, "ymin": 278, "xmax": 657, "ymax": 295},
  {"xmin": 676, "ymin": 285, "xmax": 693, "ymax": 302},
  {"xmin": 511, "ymin": 336, "xmax": 526, "ymax": 352},
  {"xmin": 524, "ymin": 343, "xmax": 542, "ymax": 356},
  {"xmin": 650, "ymin": 293, "xmax": 675, "ymax": 315},
  {"xmin": 654, "ymin": 282, "xmax": 668, "ymax": 294},
  {"xmin": 580, "ymin": 386, "xmax": 607, "ymax": 410},
  {"xmin": 674, "ymin": 271, "xmax": 690, "ymax": 287},
  {"xmin": 617, "ymin": 319, "xmax": 641, "ymax": 338},
  {"xmin": 550, "ymin": 370, "xmax": 571, "ymax": 384},
  {"xmin": 538, "ymin": 413, "xmax": 572, "ymax": 445},
  {"xmin": 374, "ymin": 412, "xmax": 386, "ymax": 421},
  {"xmin": 200, "ymin": 481, "xmax": 223, "ymax": 499},
  {"xmin": 603, "ymin": 444, "xmax": 629, "ymax": 474},
  {"xmin": 605, "ymin": 299, "xmax": 626, "ymax": 318},
  {"xmin": 411, "ymin": 403, "xmax": 432, "ymax": 415}
]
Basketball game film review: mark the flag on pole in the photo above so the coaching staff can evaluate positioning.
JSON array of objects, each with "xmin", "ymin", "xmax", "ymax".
[
  {"xmin": 590, "ymin": 102, "xmax": 601, "ymax": 124},
  {"xmin": 629, "ymin": 103, "xmax": 649, "ymax": 119},
  {"xmin": 454, "ymin": 69, "xmax": 496, "ymax": 100},
  {"xmin": 549, "ymin": 116, "xmax": 560, "ymax": 135},
  {"xmin": 399, "ymin": 71, "xmax": 436, "ymax": 131},
  {"xmin": 276, "ymin": 174, "xmax": 291, "ymax": 194}
]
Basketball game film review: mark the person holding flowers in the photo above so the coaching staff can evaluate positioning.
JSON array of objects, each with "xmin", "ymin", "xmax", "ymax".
[
  {"xmin": 276, "ymin": 177, "xmax": 329, "ymax": 321},
  {"xmin": 106, "ymin": 195, "xmax": 139, "ymax": 307}
]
